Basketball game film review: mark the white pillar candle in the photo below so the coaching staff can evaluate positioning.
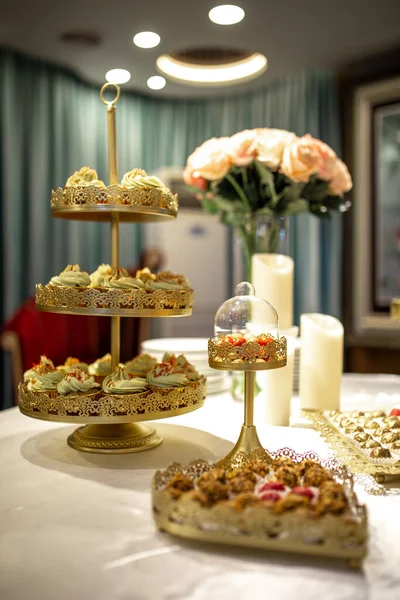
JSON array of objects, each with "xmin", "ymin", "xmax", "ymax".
[
  {"xmin": 299, "ymin": 313, "xmax": 344, "ymax": 410},
  {"xmin": 257, "ymin": 337, "xmax": 295, "ymax": 426},
  {"xmin": 252, "ymin": 254, "xmax": 294, "ymax": 330}
]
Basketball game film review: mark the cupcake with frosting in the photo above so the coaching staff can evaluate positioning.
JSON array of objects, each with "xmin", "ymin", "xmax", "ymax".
[
  {"xmin": 27, "ymin": 370, "xmax": 64, "ymax": 395},
  {"xmin": 162, "ymin": 353, "xmax": 200, "ymax": 382},
  {"xmin": 57, "ymin": 367, "xmax": 100, "ymax": 397},
  {"xmin": 146, "ymin": 363, "xmax": 189, "ymax": 390},
  {"xmin": 121, "ymin": 169, "xmax": 169, "ymax": 194},
  {"xmin": 102, "ymin": 267, "xmax": 144, "ymax": 290},
  {"xmin": 24, "ymin": 355, "xmax": 57, "ymax": 383},
  {"xmin": 88, "ymin": 353, "xmax": 112, "ymax": 382},
  {"xmin": 89, "ymin": 264, "xmax": 113, "ymax": 288},
  {"xmin": 145, "ymin": 271, "xmax": 191, "ymax": 291},
  {"xmin": 57, "ymin": 357, "xmax": 89, "ymax": 375},
  {"xmin": 49, "ymin": 264, "xmax": 91, "ymax": 288},
  {"xmin": 135, "ymin": 267, "xmax": 156, "ymax": 285},
  {"xmin": 102, "ymin": 364, "xmax": 148, "ymax": 396},
  {"xmin": 125, "ymin": 354, "xmax": 158, "ymax": 377},
  {"xmin": 65, "ymin": 167, "xmax": 105, "ymax": 188}
]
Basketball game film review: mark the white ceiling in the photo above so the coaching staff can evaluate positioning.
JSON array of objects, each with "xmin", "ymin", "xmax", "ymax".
[{"xmin": 1, "ymin": 0, "xmax": 400, "ymax": 98}]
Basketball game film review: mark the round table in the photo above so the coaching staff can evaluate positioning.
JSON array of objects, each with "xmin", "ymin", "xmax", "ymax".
[{"xmin": 1, "ymin": 375, "xmax": 400, "ymax": 600}]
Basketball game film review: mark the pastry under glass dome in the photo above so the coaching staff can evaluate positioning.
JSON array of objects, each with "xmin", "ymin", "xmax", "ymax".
[{"xmin": 209, "ymin": 282, "xmax": 287, "ymax": 371}]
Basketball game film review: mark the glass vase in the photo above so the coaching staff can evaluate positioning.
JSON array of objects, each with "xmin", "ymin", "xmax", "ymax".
[
  {"xmin": 231, "ymin": 212, "xmax": 289, "ymax": 402},
  {"xmin": 239, "ymin": 212, "xmax": 289, "ymax": 281}
]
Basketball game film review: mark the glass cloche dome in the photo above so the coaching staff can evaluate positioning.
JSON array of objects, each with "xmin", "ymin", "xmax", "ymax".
[{"xmin": 214, "ymin": 282, "xmax": 279, "ymax": 339}]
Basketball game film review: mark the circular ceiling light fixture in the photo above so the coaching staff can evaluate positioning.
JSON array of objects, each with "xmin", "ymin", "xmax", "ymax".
[
  {"xmin": 147, "ymin": 75, "xmax": 166, "ymax": 90},
  {"xmin": 133, "ymin": 31, "xmax": 161, "ymax": 48},
  {"xmin": 156, "ymin": 50, "xmax": 267, "ymax": 86},
  {"xmin": 105, "ymin": 68, "xmax": 131, "ymax": 84},
  {"xmin": 209, "ymin": 4, "xmax": 245, "ymax": 25}
]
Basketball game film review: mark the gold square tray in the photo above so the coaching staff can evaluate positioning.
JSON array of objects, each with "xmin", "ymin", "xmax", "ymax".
[
  {"xmin": 152, "ymin": 448, "xmax": 367, "ymax": 567},
  {"xmin": 305, "ymin": 410, "xmax": 400, "ymax": 483}
]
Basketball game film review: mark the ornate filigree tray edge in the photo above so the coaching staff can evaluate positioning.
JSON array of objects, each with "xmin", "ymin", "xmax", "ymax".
[
  {"xmin": 304, "ymin": 410, "xmax": 400, "ymax": 483},
  {"xmin": 18, "ymin": 376, "xmax": 206, "ymax": 424},
  {"xmin": 208, "ymin": 337, "xmax": 287, "ymax": 371},
  {"xmin": 35, "ymin": 284, "xmax": 194, "ymax": 317},
  {"xmin": 152, "ymin": 448, "xmax": 367, "ymax": 566}
]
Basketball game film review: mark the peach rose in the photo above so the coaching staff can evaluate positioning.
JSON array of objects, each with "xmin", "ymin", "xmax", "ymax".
[
  {"xmin": 250, "ymin": 128, "xmax": 296, "ymax": 170},
  {"xmin": 187, "ymin": 137, "xmax": 231, "ymax": 181},
  {"xmin": 328, "ymin": 158, "xmax": 353, "ymax": 196},
  {"xmin": 307, "ymin": 136, "xmax": 338, "ymax": 181},
  {"xmin": 183, "ymin": 165, "xmax": 208, "ymax": 191},
  {"xmin": 228, "ymin": 129, "xmax": 258, "ymax": 166},
  {"xmin": 281, "ymin": 135, "xmax": 321, "ymax": 182}
]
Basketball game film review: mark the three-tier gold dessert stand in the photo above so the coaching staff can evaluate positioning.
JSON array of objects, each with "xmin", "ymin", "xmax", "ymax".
[{"xmin": 18, "ymin": 83, "xmax": 205, "ymax": 453}]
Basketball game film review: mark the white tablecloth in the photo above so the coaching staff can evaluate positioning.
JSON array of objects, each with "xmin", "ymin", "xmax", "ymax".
[{"xmin": 1, "ymin": 377, "xmax": 400, "ymax": 600}]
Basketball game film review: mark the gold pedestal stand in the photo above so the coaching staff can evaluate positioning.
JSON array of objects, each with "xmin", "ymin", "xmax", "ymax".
[
  {"xmin": 208, "ymin": 338, "xmax": 287, "ymax": 466},
  {"xmin": 68, "ymin": 423, "xmax": 161, "ymax": 454},
  {"xmin": 19, "ymin": 82, "xmax": 203, "ymax": 454}
]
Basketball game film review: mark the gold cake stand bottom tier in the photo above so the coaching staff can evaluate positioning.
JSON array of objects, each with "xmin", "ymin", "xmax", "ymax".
[
  {"xmin": 18, "ymin": 378, "xmax": 206, "ymax": 454},
  {"xmin": 67, "ymin": 423, "xmax": 162, "ymax": 454}
]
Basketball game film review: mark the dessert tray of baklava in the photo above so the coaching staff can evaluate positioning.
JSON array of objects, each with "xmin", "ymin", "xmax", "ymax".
[{"xmin": 152, "ymin": 448, "xmax": 367, "ymax": 566}]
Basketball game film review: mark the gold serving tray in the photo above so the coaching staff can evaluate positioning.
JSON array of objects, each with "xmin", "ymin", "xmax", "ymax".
[
  {"xmin": 208, "ymin": 337, "xmax": 287, "ymax": 371},
  {"xmin": 35, "ymin": 285, "xmax": 194, "ymax": 317},
  {"xmin": 152, "ymin": 448, "xmax": 367, "ymax": 567},
  {"xmin": 51, "ymin": 185, "xmax": 178, "ymax": 222},
  {"xmin": 18, "ymin": 377, "xmax": 206, "ymax": 453},
  {"xmin": 305, "ymin": 410, "xmax": 400, "ymax": 483}
]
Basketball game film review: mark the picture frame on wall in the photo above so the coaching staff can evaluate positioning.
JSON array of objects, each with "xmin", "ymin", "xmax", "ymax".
[{"xmin": 352, "ymin": 75, "xmax": 400, "ymax": 343}]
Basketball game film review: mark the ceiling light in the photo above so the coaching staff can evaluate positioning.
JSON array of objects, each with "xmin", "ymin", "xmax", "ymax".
[
  {"xmin": 105, "ymin": 69, "xmax": 131, "ymax": 84},
  {"xmin": 147, "ymin": 75, "xmax": 166, "ymax": 90},
  {"xmin": 133, "ymin": 31, "xmax": 161, "ymax": 48},
  {"xmin": 156, "ymin": 53, "xmax": 267, "ymax": 86},
  {"xmin": 209, "ymin": 5, "xmax": 245, "ymax": 25}
]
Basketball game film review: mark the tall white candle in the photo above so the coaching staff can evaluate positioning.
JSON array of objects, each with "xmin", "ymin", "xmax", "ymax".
[
  {"xmin": 257, "ymin": 337, "xmax": 295, "ymax": 426},
  {"xmin": 299, "ymin": 313, "xmax": 344, "ymax": 410},
  {"xmin": 252, "ymin": 254, "xmax": 294, "ymax": 330}
]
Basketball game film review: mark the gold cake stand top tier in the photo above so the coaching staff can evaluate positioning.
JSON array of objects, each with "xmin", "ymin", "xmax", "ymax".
[
  {"xmin": 51, "ymin": 185, "xmax": 178, "ymax": 222},
  {"xmin": 208, "ymin": 336, "xmax": 287, "ymax": 371}
]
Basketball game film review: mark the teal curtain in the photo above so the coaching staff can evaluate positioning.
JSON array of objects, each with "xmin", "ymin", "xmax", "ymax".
[{"xmin": 0, "ymin": 48, "xmax": 342, "ymax": 408}]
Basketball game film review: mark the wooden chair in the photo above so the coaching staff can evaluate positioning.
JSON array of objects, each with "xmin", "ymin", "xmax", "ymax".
[{"xmin": 1, "ymin": 248, "xmax": 164, "ymax": 403}]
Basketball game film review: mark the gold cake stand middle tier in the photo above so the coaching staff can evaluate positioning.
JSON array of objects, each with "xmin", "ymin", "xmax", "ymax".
[
  {"xmin": 18, "ymin": 377, "xmax": 206, "ymax": 454},
  {"xmin": 35, "ymin": 285, "xmax": 194, "ymax": 317}
]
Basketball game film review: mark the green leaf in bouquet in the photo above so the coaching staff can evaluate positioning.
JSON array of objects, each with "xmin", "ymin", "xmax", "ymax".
[
  {"xmin": 322, "ymin": 195, "xmax": 343, "ymax": 211},
  {"xmin": 309, "ymin": 203, "xmax": 331, "ymax": 219},
  {"xmin": 213, "ymin": 195, "xmax": 246, "ymax": 213},
  {"xmin": 254, "ymin": 162, "xmax": 278, "ymax": 207},
  {"xmin": 255, "ymin": 206, "xmax": 274, "ymax": 216},
  {"xmin": 282, "ymin": 198, "xmax": 309, "ymax": 216},
  {"xmin": 302, "ymin": 177, "xmax": 330, "ymax": 203},
  {"xmin": 202, "ymin": 198, "xmax": 219, "ymax": 214}
]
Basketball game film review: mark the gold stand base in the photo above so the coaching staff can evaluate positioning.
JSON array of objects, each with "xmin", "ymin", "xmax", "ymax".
[
  {"xmin": 67, "ymin": 423, "xmax": 162, "ymax": 454},
  {"xmin": 217, "ymin": 425, "xmax": 265, "ymax": 468}
]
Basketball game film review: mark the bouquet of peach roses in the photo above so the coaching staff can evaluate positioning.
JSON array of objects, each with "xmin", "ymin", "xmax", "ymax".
[{"xmin": 184, "ymin": 129, "xmax": 352, "ymax": 274}]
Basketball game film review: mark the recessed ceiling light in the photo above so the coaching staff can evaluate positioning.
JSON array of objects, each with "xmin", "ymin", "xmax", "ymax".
[
  {"xmin": 105, "ymin": 69, "xmax": 131, "ymax": 84},
  {"xmin": 147, "ymin": 75, "xmax": 166, "ymax": 90},
  {"xmin": 133, "ymin": 31, "xmax": 161, "ymax": 48},
  {"xmin": 156, "ymin": 53, "xmax": 267, "ymax": 86},
  {"xmin": 209, "ymin": 4, "xmax": 245, "ymax": 25}
]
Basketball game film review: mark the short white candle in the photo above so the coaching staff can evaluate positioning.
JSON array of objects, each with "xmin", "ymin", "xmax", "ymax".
[
  {"xmin": 258, "ymin": 337, "xmax": 295, "ymax": 426},
  {"xmin": 299, "ymin": 313, "xmax": 344, "ymax": 410},
  {"xmin": 252, "ymin": 254, "xmax": 294, "ymax": 330}
]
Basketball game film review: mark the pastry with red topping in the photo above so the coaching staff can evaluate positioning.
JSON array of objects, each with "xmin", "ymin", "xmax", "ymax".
[{"xmin": 56, "ymin": 367, "xmax": 101, "ymax": 397}]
